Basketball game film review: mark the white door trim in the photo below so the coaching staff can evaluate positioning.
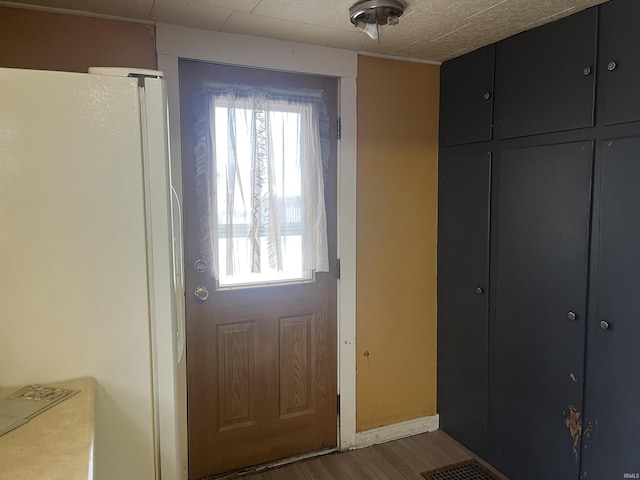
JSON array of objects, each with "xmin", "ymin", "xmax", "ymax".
[
  {"xmin": 155, "ymin": 24, "xmax": 359, "ymax": 468},
  {"xmin": 353, "ymin": 415, "xmax": 440, "ymax": 449}
]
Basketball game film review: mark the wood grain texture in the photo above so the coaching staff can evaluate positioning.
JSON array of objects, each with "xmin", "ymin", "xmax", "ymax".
[
  {"xmin": 218, "ymin": 322, "xmax": 256, "ymax": 430},
  {"xmin": 280, "ymin": 316, "xmax": 315, "ymax": 418},
  {"xmin": 241, "ymin": 431, "xmax": 509, "ymax": 480},
  {"xmin": 180, "ymin": 60, "xmax": 338, "ymax": 479}
]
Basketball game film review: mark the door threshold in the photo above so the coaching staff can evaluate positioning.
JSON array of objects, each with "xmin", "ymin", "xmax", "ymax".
[{"xmin": 206, "ymin": 447, "xmax": 339, "ymax": 480}]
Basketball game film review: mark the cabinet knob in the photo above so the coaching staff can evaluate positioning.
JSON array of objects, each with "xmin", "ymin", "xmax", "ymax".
[
  {"xmin": 607, "ymin": 61, "xmax": 617, "ymax": 71},
  {"xmin": 600, "ymin": 320, "xmax": 610, "ymax": 330},
  {"xmin": 476, "ymin": 287, "xmax": 485, "ymax": 295},
  {"xmin": 567, "ymin": 311, "xmax": 577, "ymax": 321},
  {"xmin": 483, "ymin": 92, "xmax": 491, "ymax": 100},
  {"xmin": 582, "ymin": 66, "xmax": 592, "ymax": 76}
]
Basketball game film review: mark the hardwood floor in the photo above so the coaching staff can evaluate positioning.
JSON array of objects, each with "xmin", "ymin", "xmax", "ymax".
[{"xmin": 235, "ymin": 431, "xmax": 508, "ymax": 480}]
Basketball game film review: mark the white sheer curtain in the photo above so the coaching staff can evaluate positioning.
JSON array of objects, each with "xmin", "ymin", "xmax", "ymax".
[{"xmin": 193, "ymin": 82, "xmax": 330, "ymax": 287}]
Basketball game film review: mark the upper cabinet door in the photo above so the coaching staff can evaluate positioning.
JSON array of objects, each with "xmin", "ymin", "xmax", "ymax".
[
  {"xmin": 495, "ymin": 8, "xmax": 597, "ymax": 139},
  {"xmin": 440, "ymin": 45, "xmax": 494, "ymax": 146},
  {"xmin": 598, "ymin": 0, "xmax": 640, "ymax": 126}
]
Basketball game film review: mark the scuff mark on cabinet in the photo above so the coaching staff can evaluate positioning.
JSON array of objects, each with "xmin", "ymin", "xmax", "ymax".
[{"xmin": 565, "ymin": 405, "xmax": 583, "ymax": 463}]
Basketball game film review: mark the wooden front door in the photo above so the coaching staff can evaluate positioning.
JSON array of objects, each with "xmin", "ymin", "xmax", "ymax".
[{"xmin": 179, "ymin": 60, "xmax": 338, "ymax": 479}]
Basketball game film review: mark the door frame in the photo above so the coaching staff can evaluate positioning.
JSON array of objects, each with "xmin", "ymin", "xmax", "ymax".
[{"xmin": 155, "ymin": 23, "xmax": 358, "ymax": 473}]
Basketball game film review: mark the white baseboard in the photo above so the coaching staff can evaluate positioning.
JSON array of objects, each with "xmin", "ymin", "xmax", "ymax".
[{"xmin": 352, "ymin": 414, "xmax": 440, "ymax": 450}]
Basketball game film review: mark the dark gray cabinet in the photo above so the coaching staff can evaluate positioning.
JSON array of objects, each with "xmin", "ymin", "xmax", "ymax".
[
  {"xmin": 438, "ymin": 2, "xmax": 640, "ymax": 479},
  {"xmin": 437, "ymin": 152, "xmax": 491, "ymax": 457},
  {"xmin": 598, "ymin": 0, "xmax": 640, "ymax": 126},
  {"xmin": 490, "ymin": 143, "xmax": 593, "ymax": 480},
  {"xmin": 439, "ymin": 45, "xmax": 494, "ymax": 146},
  {"xmin": 495, "ymin": 8, "xmax": 597, "ymax": 139},
  {"xmin": 581, "ymin": 137, "xmax": 640, "ymax": 479}
]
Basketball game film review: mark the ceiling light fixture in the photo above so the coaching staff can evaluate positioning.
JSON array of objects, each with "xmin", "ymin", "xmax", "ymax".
[{"xmin": 349, "ymin": 0, "xmax": 404, "ymax": 42}]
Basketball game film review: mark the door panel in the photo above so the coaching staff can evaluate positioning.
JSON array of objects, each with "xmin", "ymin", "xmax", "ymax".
[
  {"xmin": 440, "ymin": 46, "xmax": 495, "ymax": 146},
  {"xmin": 217, "ymin": 321, "xmax": 256, "ymax": 431},
  {"xmin": 279, "ymin": 315, "xmax": 315, "ymax": 418},
  {"xmin": 495, "ymin": 8, "xmax": 597, "ymax": 139},
  {"xmin": 491, "ymin": 142, "xmax": 593, "ymax": 480},
  {"xmin": 437, "ymin": 152, "xmax": 491, "ymax": 458},
  {"xmin": 582, "ymin": 137, "xmax": 640, "ymax": 479},
  {"xmin": 598, "ymin": 0, "xmax": 640, "ymax": 126},
  {"xmin": 179, "ymin": 60, "xmax": 338, "ymax": 479}
]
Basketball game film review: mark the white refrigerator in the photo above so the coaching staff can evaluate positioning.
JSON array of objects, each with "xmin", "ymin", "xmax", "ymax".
[{"xmin": 0, "ymin": 66, "xmax": 184, "ymax": 480}]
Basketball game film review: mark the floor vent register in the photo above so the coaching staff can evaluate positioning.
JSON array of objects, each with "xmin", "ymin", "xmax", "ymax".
[{"xmin": 421, "ymin": 459, "xmax": 504, "ymax": 480}]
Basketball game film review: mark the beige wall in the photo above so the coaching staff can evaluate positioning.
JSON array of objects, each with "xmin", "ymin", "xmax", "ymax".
[
  {"xmin": 0, "ymin": 6, "xmax": 156, "ymax": 72},
  {"xmin": 356, "ymin": 55, "xmax": 440, "ymax": 431}
]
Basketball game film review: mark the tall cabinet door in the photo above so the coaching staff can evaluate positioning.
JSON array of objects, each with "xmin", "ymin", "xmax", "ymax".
[
  {"xmin": 438, "ymin": 152, "xmax": 491, "ymax": 458},
  {"xmin": 582, "ymin": 137, "xmax": 640, "ymax": 479},
  {"xmin": 491, "ymin": 142, "xmax": 593, "ymax": 480}
]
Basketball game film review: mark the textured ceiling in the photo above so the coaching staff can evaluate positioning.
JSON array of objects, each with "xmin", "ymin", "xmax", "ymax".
[{"xmin": 4, "ymin": 0, "xmax": 608, "ymax": 61}]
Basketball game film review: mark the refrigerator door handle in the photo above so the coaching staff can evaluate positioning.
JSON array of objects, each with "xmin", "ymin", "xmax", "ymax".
[{"xmin": 171, "ymin": 185, "xmax": 186, "ymax": 365}]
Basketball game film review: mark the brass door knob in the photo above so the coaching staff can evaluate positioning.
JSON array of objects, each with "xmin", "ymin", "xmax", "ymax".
[{"xmin": 194, "ymin": 286, "xmax": 209, "ymax": 302}]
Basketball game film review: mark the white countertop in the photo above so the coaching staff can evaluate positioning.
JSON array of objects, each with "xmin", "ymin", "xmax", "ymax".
[{"xmin": 0, "ymin": 378, "xmax": 96, "ymax": 480}]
